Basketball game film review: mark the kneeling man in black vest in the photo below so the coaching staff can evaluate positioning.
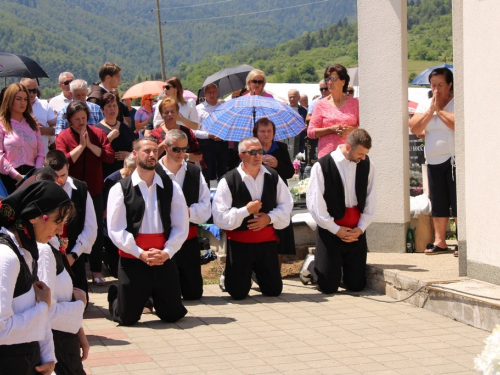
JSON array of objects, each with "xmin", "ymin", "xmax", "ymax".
[
  {"xmin": 301, "ymin": 129, "xmax": 376, "ymax": 294},
  {"xmin": 212, "ymin": 137, "xmax": 293, "ymax": 300},
  {"xmin": 106, "ymin": 137, "xmax": 189, "ymax": 325}
]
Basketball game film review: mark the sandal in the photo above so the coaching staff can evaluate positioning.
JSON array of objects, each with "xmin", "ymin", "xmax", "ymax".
[
  {"xmin": 424, "ymin": 245, "xmax": 449, "ymax": 255},
  {"xmin": 93, "ymin": 276, "xmax": 106, "ymax": 286}
]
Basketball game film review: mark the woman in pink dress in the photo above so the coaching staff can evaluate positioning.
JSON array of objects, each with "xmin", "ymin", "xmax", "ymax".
[
  {"xmin": 244, "ymin": 69, "xmax": 274, "ymax": 98},
  {"xmin": 0, "ymin": 83, "xmax": 45, "ymax": 194},
  {"xmin": 308, "ymin": 64, "xmax": 359, "ymax": 158}
]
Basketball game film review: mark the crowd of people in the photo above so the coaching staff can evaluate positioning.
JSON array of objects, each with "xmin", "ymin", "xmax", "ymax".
[{"xmin": 0, "ymin": 60, "xmax": 455, "ymax": 374}]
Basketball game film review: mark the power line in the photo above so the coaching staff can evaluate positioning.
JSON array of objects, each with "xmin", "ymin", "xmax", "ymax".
[
  {"xmin": 162, "ymin": 0, "xmax": 331, "ymax": 23},
  {"xmin": 151, "ymin": 0, "xmax": 233, "ymax": 12}
]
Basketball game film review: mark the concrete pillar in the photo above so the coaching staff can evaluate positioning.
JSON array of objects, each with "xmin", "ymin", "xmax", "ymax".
[{"xmin": 357, "ymin": 0, "xmax": 409, "ymax": 252}]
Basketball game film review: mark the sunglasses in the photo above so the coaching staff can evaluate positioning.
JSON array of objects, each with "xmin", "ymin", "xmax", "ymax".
[
  {"xmin": 347, "ymin": 90, "xmax": 354, "ymax": 94},
  {"xmin": 27, "ymin": 88, "xmax": 38, "ymax": 94},
  {"xmin": 169, "ymin": 146, "xmax": 189, "ymax": 153},
  {"xmin": 163, "ymin": 85, "xmax": 174, "ymax": 91},
  {"xmin": 319, "ymin": 87, "xmax": 329, "ymax": 92},
  {"xmin": 324, "ymin": 76, "xmax": 339, "ymax": 83},
  {"xmin": 62, "ymin": 80, "xmax": 73, "ymax": 86},
  {"xmin": 241, "ymin": 148, "xmax": 264, "ymax": 156},
  {"xmin": 251, "ymin": 80, "xmax": 264, "ymax": 85}
]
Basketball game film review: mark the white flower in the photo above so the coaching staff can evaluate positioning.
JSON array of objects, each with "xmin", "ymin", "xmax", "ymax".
[{"xmin": 475, "ymin": 324, "xmax": 500, "ymax": 374}]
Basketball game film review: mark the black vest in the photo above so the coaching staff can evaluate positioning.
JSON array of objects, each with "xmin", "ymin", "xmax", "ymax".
[
  {"xmin": 66, "ymin": 179, "xmax": 88, "ymax": 253},
  {"xmin": 119, "ymin": 172, "xmax": 173, "ymax": 239},
  {"xmin": 51, "ymin": 245, "xmax": 65, "ymax": 276},
  {"xmin": 225, "ymin": 166, "xmax": 279, "ymax": 231},
  {"xmin": 0, "ymin": 234, "xmax": 37, "ymax": 298},
  {"xmin": 317, "ymin": 153, "xmax": 370, "ymax": 220}
]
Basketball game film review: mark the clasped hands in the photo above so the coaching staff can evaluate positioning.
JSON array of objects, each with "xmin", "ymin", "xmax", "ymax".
[
  {"xmin": 139, "ymin": 249, "xmax": 170, "ymax": 266},
  {"xmin": 336, "ymin": 226, "xmax": 363, "ymax": 242},
  {"xmin": 246, "ymin": 199, "xmax": 271, "ymax": 231}
]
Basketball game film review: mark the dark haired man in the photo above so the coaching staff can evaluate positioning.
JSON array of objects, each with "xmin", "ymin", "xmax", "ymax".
[
  {"xmin": 300, "ymin": 129, "xmax": 376, "ymax": 294},
  {"xmin": 106, "ymin": 137, "xmax": 188, "ymax": 326},
  {"xmin": 44, "ymin": 150, "xmax": 97, "ymax": 297}
]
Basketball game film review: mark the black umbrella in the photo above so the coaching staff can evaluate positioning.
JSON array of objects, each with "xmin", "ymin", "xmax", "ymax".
[
  {"xmin": 0, "ymin": 52, "xmax": 49, "ymax": 78},
  {"xmin": 201, "ymin": 64, "xmax": 254, "ymax": 98}
]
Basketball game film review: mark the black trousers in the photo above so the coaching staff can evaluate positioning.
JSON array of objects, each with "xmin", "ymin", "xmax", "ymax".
[
  {"xmin": 71, "ymin": 254, "xmax": 88, "ymax": 304},
  {"xmin": 53, "ymin": 330, "xmax": 85, "ymax": 375},
  {"xmin": 225, "ymin": 240, "xmax": 283, "ymax": 300},
  {"xmin": 111, "ymin": 256, "xmax": 187, "ymax": 326},
  {"xmin": 90, "ymin": 193, "xmax": 104, "ymax": 273},
  {"xmin": 0, "ymin": 341, "xmax": 40, "ymax": 374},
  {"xmin": 276, "ymin": 220, "xmax": 296, "ymax": 255},
  {"xmin": 199, "ymin": 139, "xmax": 229, "ymax": 185},
  {"xmin": 309, "ymin": 227, "xmax": 367, "ymax": 294},
  {"xmin": 1, "ymin": 164, "xmax": 33, "ymax": 195},
  {"xmin": 173, "ymin": 236, "xmax": 203, "ymax": 300}
]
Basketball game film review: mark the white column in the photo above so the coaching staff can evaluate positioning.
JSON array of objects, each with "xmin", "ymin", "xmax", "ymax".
[{"xmin": 357, "ymin": 0, "xmax": 409, "ymax": 252}]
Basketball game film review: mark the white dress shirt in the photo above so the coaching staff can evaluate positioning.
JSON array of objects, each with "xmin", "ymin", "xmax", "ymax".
[
  {"xmin": 38, "ymin": 240, "xmax": 84, "ymax": 334},
  {"xmin": 32, "ymin": 97, "xmax": 56, "ymax": 154},
  {"xmin": 306, "ymin": 146, "xmax": 376, "ymax": 235},
  {"xmin": 0, "ymin": 228, "xmax": 54, "ymax": 363},
  {"xmin": 195, "ymin": 101, "xmax": 221, "ymax": 139},
  {"xmin": 153, "ymin": 98, "xmax": 200, "ymax": 128},
  {"xmin": 62, "ymin": 177, "xmax": 97, "ymax": 256},
  {"xmin": 107, "ymin": 170, "xmax": 189, "ymax": 259},
  {"xmin": 212, "ymin": 164, "xmax": 293, "ymax": 231},
  {"xmin": 158, "ymin": 158, "xmax": 211, "ymax": 224},
  {"xmin": 48, "ymin": 92, "xmax": 72, "ymax": 114}
]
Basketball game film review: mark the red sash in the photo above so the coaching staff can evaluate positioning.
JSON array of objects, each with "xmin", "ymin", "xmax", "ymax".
[
  {"xmin": 226, "ymin": 226, "xmax": 277, "ymax": 243},
  {"xmin": 187, "ymin": 225, "xmax": 198, "ymax": 240},
  {"xmin": 119, "ymin": 233, "xmax": 167, "ymax": 259},
  {"xmin": 334, "ymin": 206, "xmax": 361, "ymax": 228}
]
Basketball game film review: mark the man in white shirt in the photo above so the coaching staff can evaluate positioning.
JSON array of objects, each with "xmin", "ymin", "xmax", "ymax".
[
  {"xmin": 107, "ymin": 137, "xmax": 189, "ymax": 326},
  {"xmin": 212, "ymin": 137, "xmax": 293, "ymax": 300},
  {"xmin": 20, "ymin": 78, "xmax": 56, "ymax": 154},
  {"xmin": 158, "ymin": 129, "xmax": 211, "ymax": 300},
  {"xmin": 44, "ymin": 150, "xmax": 97, "ymax": 300},
  {"xmin": 196, "ymin": 83, "xmax": 228, "ymax": 184},
  {"xmin": 301, "ymin": 129, "xmax": 376, "ymax": 294},
  {"xmin": 306, "ymin": 79, "xmax": 330, "ymax": 123},
  {"xmin": 48, "ymin": 71, "xmax": 74, "ymax": 115}
]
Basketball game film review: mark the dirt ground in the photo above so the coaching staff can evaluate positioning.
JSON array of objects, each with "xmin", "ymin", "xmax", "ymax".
[{"xmin": 201, "ymin": 259, "xmax": 303, "ymax": 284}]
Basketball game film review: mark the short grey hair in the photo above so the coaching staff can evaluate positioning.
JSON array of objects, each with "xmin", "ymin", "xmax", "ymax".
[
  {"xmin": 58, "ymin": 72, "xmax": 74, "ymax": 83},
  {"xmin": 124, "ymin": 153, "xmax": 136, "ymax": 167},
  {"xmin": 70, "ymin": 79, "xmax": 88, "ymax": 93},
  {"xmin": 20, "ymin": 78, "xmax": 36, "ymax": 86},
  {"xmin": 165, "ymin": 129, "xmax": 187, "ymax": 145},
  {"xmin": 238, "ymin": 137, "xmax": 261, "ymax": 153},
  {"xmin": 319, "ymin": 79, "xmax": 326, "ymax": 85},
  {"xmin": 288, "ymin": 89, "xmax": 300, "ymax": 96}
]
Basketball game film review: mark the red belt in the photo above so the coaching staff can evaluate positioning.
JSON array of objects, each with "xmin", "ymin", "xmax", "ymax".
[
  {"xmin": 334, "ymin": 206, "xmax": 361, "ymax": 228},
  {"xmin": 226, "ymin": 226, "xmax": 277, "ymax": 243},
  {"xmin": 187, "ymin": 225, "xmax": 198, "ymax": 240},
  {"xmin": 119, "ymin": 233, "xmax": 166, "ymax": 259}
]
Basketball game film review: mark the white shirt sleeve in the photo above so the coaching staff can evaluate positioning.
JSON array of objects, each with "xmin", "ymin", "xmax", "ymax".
[
  {"xmin": 306, "ymin": 162, "xmax": 341, "ymax": 235},
  {"xmin": 185, "ymin": 100, "xmax": 200, "ymax": 124},
  {"xmin": 357, "ymin": 162, "xmax": 376, "ymax": 233},
  {"xmin": 152, "ymin": 100, "xmax": 164, "ymax": 127},
  {"xmin": 164, "ymin": 181, "xmax": 189, "ymax": 258},
  {"xmin": 188, "ymin": 173, "xmax": 212, "ymax": 225},
  {"xmin": 267, "ymin": 177, "xmax": 294, "ymax": 230},
  {"xmin": 212, "ymin": 178, "xmax": 250, "ymax": 230},
  {"xmin": 71, "ymin": 191, "xmax": 97, "ymax": 256},
  {"xmin": 39, "ymin": 320, "xmax": 56, "ymax": 364},
  {"xmin": 194, "ymin": 105, "xmax": 210, "ymax": 139}
]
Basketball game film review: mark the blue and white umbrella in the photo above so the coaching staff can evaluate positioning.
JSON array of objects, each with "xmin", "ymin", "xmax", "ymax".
[
  {"xmin": 203, "ymin": 95, "xmax": 306, "ymax": 141},
  {"xmin": 411, "ymin": 63, "xmax": 453, "ymax": 86}
]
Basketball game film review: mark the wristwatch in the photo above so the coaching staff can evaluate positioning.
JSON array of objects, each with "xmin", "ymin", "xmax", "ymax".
[{"xmin": 69, "ymin": 252, "xmax": 78, "ymax": 261}]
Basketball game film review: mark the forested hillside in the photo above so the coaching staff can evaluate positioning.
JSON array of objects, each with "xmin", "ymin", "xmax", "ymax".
[{"xmin": 0, "ymin": 0, "xmax": 356, "ymax": 95}]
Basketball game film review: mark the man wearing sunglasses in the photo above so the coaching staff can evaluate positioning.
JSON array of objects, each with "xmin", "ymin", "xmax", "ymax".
[
  {"xmin": 306, "ymin": 79, "xmax": 330, "ymax": 124},
  {"xmin": 20, "ymin": 78, "xmax": 56, "ymax": 154},
  {"xmin": 157, "ymin": 129, "xmax": 211, "ymax": 300},
  {"xmin": 212, "ymin": 137, "xmax": 293, "ymax": 300},
  {"xmin": 48, "ymin": 72, "xmax": 74, "ymax": 115}
]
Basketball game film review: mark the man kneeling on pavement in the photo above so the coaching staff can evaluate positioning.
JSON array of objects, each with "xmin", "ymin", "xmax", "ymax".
[
  {"xmin": 300, "ymin": 129, "xmax": 376, "ymax": 294},
  {"xmin": 212, "ymin": 137, "xmax": 293, "ymax": 300}
]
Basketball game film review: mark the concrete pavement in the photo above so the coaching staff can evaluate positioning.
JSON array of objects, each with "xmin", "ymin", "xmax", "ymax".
[{"xmin": 83, "ymin": 278, "xmax": 488, "ymax": 374}]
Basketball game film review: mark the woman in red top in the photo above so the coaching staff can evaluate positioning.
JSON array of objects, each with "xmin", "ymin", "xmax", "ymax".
[
  {"xmin": 308, "ymin": 64, "xmax": 359, "ymax": 158},
  {"xmin": 56, "ymin": 101, "xmax": 114, "ymax": 285}
]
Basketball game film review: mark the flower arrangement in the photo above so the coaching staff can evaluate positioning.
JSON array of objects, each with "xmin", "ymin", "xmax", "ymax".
[
  {"xmin": 292, "ymin": 159, "xmax": 301, "ymax": 175},
  {"xmin": 475, "ymin": 324, "xmax": 500, "ymax": 374},
  {"xmin": 289, "ymin": 178, "xmax": 310, "ymax": 200}
]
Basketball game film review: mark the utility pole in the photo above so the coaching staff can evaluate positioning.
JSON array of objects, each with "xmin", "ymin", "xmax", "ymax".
[{"xmin": 155, "ymin": 0, "xmax": 166, "ymax": 81}]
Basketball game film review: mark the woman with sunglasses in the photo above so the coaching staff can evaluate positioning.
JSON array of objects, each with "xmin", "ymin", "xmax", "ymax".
[
  {"xmin": 0, "ymin": 180, "xmax": 76, "ymax": 374},
  {"xmin": 0, "ymin": 83, "xmax": 45, "ymax": 194},
  {"xmin": 308, "ymin": 64, "xmax": 359, "ymax": 158},
  {"xmin": 134, "ymin": 94, "xmax": 155, "ymax": 137},
  {"xmin": 244, "ymin": 69, "xmax": 274, "ymax": 97},
  {"xmin": 150, "ymin": 98, "xmax": 203, "ymax": 163},
  {"xmin": 151, "ymin": 77, "xmax": 199, "ymax": 131}
]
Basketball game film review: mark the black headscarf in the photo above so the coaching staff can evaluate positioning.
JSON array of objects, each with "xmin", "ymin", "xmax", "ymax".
[{"xmin": 0, "ymin": 181, "xmax": 71, "ymax": 260}]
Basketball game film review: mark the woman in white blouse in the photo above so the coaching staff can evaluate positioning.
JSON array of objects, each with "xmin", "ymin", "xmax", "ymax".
[
  {"xmin": 0, "ymin": 180, "xmax": 75, "ymax": 375},
  {"xmin": 151, "ymin": 76, "xmax": 200, "ymax": 131}
]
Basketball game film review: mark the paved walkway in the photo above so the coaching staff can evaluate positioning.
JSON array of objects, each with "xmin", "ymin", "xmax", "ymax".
[{"xmin": 83, "ymin": 278, "xmax": 488, "ymax": 374}]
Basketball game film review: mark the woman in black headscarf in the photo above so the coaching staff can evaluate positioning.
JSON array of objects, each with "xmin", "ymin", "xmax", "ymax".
[{"xmin": 0, "ymin": 180, "xmax": 75, "ymax": 375}]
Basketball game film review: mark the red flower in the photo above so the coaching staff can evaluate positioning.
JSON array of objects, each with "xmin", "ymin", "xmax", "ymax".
[
  {"xmin": 0, "ymin": 201, "xmax": 3, "ymax": 209},
  {"xmin": 59, "ymin": 246, "xmax": 66, "ymax": 255},
  {"xmin": 23, "ymin": 226, "xmax": 31, "ymax": 239}
]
